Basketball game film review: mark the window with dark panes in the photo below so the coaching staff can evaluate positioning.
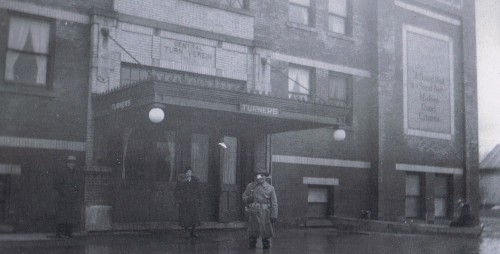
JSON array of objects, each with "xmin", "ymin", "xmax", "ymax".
[
  {"xmin": 307, "ymin": 186, "xmax": 333, "ymax": 218},
  {"xmin": 329, "ymin": 73, "xmax": 350, "ymax": 106},
  {"xmin": 5, "ymin": 16, "xmax": 51, "ymax": 87},
  {"xmin": 288, "ymin": 65, "xmax": 311, "ymax": 100},
  {"xmin": 328, "ymin": 0, "xmax": 348, "ymax": 34},
  {"xmin": 405, "ymin": 173, "xmax": 424, "ymax": 218},
  {"xmin": 434, "ymin": 174, "xmax": 451, "ymax": 218},
  {"xmin": 289, "ymin": 0, "xmax": 311, "ymax": 26}
]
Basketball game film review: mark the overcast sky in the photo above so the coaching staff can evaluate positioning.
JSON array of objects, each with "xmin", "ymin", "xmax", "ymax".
[{"xmin": 476, "ymin": 0, "xmax": 500, "ymax": 161}]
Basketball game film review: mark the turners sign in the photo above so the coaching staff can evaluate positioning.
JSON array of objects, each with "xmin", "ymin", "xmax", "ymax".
[{"xmin": 240, "ymin": 104, "xmax": 279, "ymax": 116}]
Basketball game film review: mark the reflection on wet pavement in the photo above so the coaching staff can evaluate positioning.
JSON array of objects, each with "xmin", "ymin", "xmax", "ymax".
[{"xmin": 1, "ymin": 221, "xmax": 500, "ymax": 254}]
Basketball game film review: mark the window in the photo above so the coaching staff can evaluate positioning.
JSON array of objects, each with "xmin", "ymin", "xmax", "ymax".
[
  {"xmin": 5, "ymin": 16, "xmax": 51, "ymax": 87},
  {"xmin": 434, "ymin": 174, "xmax": 451, "ymax": 218},
  {"xmin": 219, "ymin": 0, "xmax": 246, "ymax": 9},
  {"xmin": 120, "ymin": 66, "xmax": 149, "ymax": 86},
  {"xmin": 155, "ymin": 131, "xmax": 176, "ymax": 182},
  {"xmin": 288, "ymin": 65, "xmax": 311, "ymax": 100},
  {"xmin": 405, "ymin": 173, "xmax": 424, "ymax": 218},
  {"xmin": 307, "ymin": 186, "xmax": 333, "ymax": 218},
  {"xmin": 191, "ymin": 133, "xmax": 209, "ymax": 182},
  {"xmin": 329, "ymin": 73, "xmax": 350, "ymax": 106},
  {"xmin": 221, "ymin": 136, "xmax": 238, "ymax": 184},
  {"xmin": 289, "ymin": 0, "xmax": 311, "ymax": 26},
  {"xmin": 328, "ymin": 0, "xmax": 348, "ymax": 34}
]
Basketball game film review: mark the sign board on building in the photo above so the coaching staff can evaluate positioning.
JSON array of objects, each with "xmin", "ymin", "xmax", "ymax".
[
  {"xmin": 111, "ymin": 99, "xmax": 132, "ymax": 111},
  {"xmin": 240, "ymin": 104, "xmax": 279, "ymax": 116},
  {"xmin": 160, "ymin": 38, "xmax": 215, "ymax": 68},
  {"xmin": 403, "ymin": 25, "xmax": 454, "ymax": 140}
]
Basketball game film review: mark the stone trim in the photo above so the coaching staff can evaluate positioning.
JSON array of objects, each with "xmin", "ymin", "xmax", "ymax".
[
  {"xmin": 394, "ymin": 0, "xmax": 461, "ymax": 26},
  {"xmin": 0, "ymin": 164, "xmax": 21, "ymax": 175},
  {"xmin": 0, "ymin": 0, "xmax": 89, "ymax": 24},
  {"xmin": 0, "ymin": 136, "xmax": 86, "ymax": 151},
  {"xmin": 395, "ymin": 163, "xmax": 463, "ymax": 175},
  {"xmin": 272, "ymin": 53, "xmax": 371, "ymax": 78},
  {"xmin": 272, "ymin": 155, "xmax": 371, "ymax": 169},
  {"xmin": 303, "ymin": 177, "xmax": 339, "ymax": 186}
]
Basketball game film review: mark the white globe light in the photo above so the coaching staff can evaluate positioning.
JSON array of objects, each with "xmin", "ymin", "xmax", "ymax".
[
  {"xmin": 333, "ymin": 129, "xmax": 346, "ymax": 141},
  {"xmin": 148, "ymin": 107, "xmax": 164, "ymax": 123}
]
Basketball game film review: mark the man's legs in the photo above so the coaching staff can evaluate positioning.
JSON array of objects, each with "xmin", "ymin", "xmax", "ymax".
[{"xmin": 249, "ymin": 236, "xmax": 257, "ymax": 249}]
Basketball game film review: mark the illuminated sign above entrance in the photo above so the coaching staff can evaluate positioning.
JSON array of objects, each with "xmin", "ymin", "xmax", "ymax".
[{"xmin": 240, "ymin": 104, "xmax": 279, "ymax": 116}]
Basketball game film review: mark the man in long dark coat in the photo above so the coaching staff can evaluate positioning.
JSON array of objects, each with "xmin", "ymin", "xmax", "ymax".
[
  {"xmin": 174, "ymin": 167, "xmax": 202, "ymax": 238},
  {"xmin": 53, "ymin": 155, "xmax": 81, "ymax": 238},
  {"xmin": 242, "ymin": 172, "xmax": 278, "ymax": 249}
]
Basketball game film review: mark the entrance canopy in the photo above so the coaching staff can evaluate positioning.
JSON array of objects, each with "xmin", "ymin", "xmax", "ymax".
[{"xmin": 93, "ymin": 79, "xmax": 349, "ymax": 133}]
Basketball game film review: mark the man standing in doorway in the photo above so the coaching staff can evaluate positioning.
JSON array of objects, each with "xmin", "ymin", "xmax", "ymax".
[
  {"xmin": 53, "ymin": 155, "xmax": 81, "ymax": 238},
  {"xmin": 242, "ymin": 171, "xmax": 278, "ymax": 250}
]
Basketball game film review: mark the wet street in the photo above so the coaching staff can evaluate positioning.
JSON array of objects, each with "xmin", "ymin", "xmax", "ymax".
[{"xmin": 0, "ymin": 218, "xmax": 499, "ymax": 254}]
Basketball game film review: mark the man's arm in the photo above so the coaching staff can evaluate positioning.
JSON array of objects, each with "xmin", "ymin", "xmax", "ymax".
[{"xmin": 270, "ymin": 187, "xmax": 278, "ymax": 219}]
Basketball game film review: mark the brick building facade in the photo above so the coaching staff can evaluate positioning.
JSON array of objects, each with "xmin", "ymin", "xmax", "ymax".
[{"xmin": 0, "ymin": 0, "xmax": 479, "ymax": 233}]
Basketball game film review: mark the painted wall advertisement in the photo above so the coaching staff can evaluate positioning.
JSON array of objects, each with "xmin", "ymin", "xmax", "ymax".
[{"xmin": 403, "ymin": 25, "xmax": 454, "ymax": 139}]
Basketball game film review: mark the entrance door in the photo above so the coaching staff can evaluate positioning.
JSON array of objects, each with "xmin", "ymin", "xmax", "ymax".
[{"xmin": 218, "ymin": 136, "xmax": 241, "ymax": 222}]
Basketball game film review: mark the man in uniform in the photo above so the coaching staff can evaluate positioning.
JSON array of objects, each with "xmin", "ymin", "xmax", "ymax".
[
  {"xmin": 242, "ymin": 171, "xmax": 278, "ymax": 250},
  {"xmin": 53, "ymin": 155, "xmax": 81, "ymax": 238}
]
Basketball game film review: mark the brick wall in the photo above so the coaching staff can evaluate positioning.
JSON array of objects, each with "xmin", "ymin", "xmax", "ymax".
[{"xmin": 114, "ymin": 0, "xmax": 254, "ymax": 40}]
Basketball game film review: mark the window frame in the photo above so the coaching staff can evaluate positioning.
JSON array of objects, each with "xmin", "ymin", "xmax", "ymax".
[
  {"xmin": 288, "ymin": 0, "xmax": 312, "ymax": 26},
  {"xmin": 288, "ymin": 64, "xmax": 313, "ymax": 100},
  {"xmin": 328, "ymin": 71, "xmax": 352, "ymax": 107},
  {"xmin": 405, "ymin": 172, "xmax": 425, "ymax": 219},
  {"xmin": 3, "ymin": 13, "xmax": 55, "ymax": 89},
  {"xmin": 434, "ymin": 174, "xmax": 452, "ymax": 218},
  {"xmin": 327, "ymin": 0, "xmax": 352, "ymax": 36}
]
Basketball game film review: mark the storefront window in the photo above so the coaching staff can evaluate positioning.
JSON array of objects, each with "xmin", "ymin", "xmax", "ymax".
[
  {"xmin": 434, "ymin": 174, "xmax": 451, "ymax": 218},
  {"xmin": 307, "ymin": 186, "xmax": 331, "ymax": 218},
  {"xmin": 155, "ymin": 131, "xmax": 176, "ymax": 182},
  {"xmin": 405, "ymin": 173, "xmax": 424, "ymax": 218},
  {"xmin": 191, "ymin": 133, "xmax": 209, "ymax": 182}
]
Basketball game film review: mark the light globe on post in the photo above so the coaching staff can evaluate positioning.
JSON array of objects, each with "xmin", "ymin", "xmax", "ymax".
[
  {"xmin": 333, "ymin": 129, "xmax": 346, "ymax": 141},
  {"xmin": 148, "ymin": 107, "xmax": 164, "ymax": 123}
]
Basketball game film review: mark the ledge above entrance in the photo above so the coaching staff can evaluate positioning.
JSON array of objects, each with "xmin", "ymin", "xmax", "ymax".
[{"xmin": 93, "ymin": 79, "xmax": 349, "ymax": 133}]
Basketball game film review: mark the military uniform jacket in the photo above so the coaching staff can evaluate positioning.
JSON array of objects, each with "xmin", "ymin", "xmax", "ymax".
[{"xmin": 242, "ymin": 181, "xmax": 278, "ymax": 238}]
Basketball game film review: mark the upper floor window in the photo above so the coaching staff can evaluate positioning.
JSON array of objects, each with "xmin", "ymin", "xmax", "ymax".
[
  {"xmin": 5, "ymin": 16, "xmax": 51, "ymax": 87},
  {"xmin": 289, "ymin": 0, "xmax": 311, "ymax": 26},
  {"xmin": 288, "ymin": 65, "xmax": 311, "ymax": 100},
  {"xmin": 328, "ymin": 0, "xmax": 348, "ymax": 34},
  {"xmin": 219, "ymin": 0, "xmax": 246, "ymax": 9},
  {"xmin": 329, "ymin": 73, "xmax": 351, "ymax": 106}
]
